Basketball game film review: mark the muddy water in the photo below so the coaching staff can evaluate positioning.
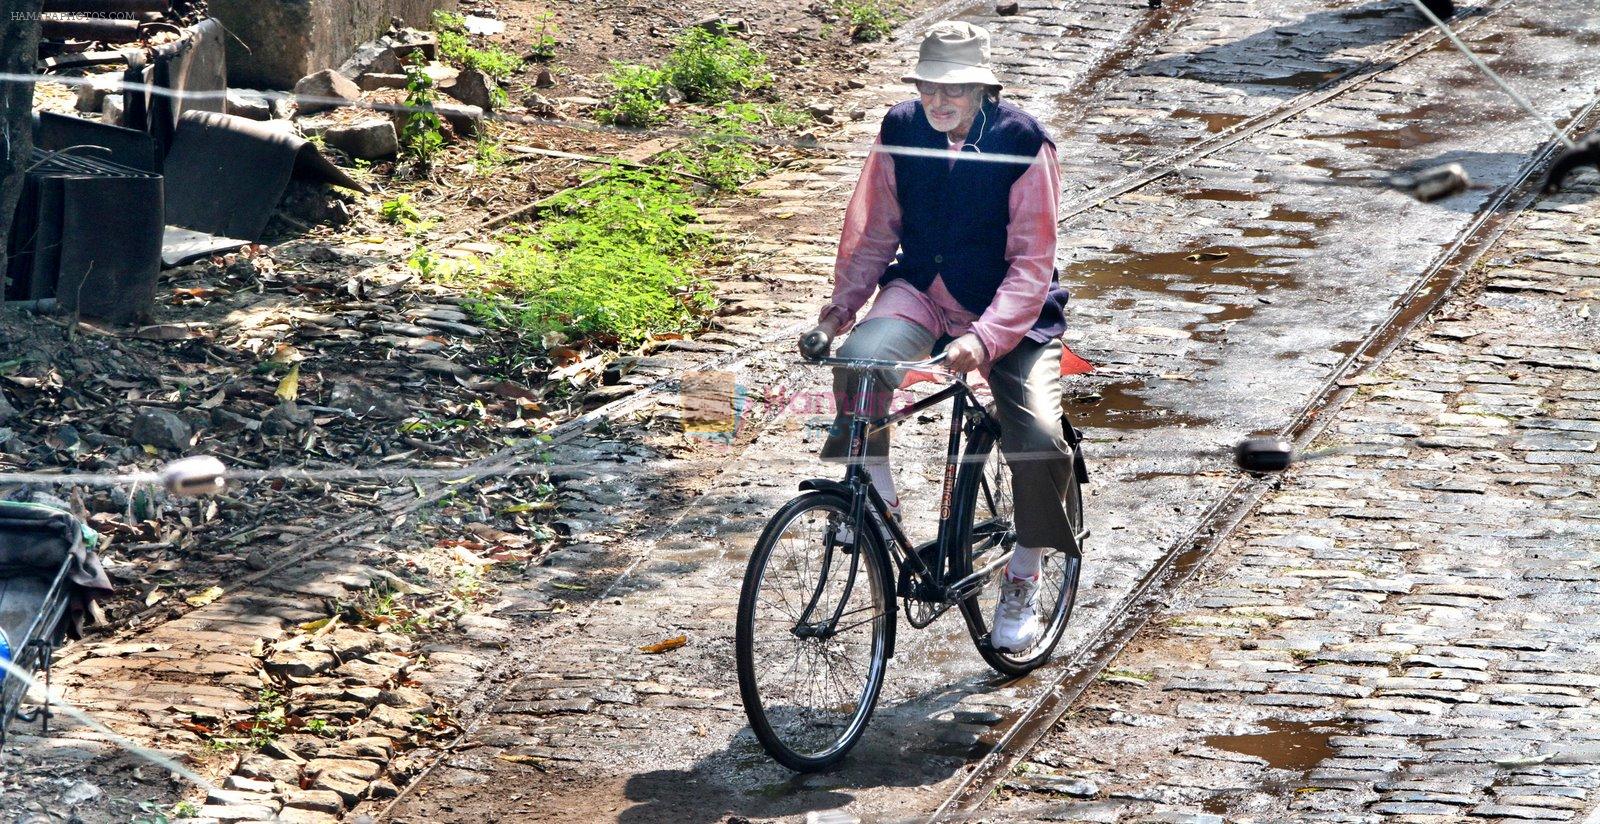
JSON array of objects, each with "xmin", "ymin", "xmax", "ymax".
[{"xmin": 1204, "ymin": 718, "xmax": 1362, "ymax": 772}]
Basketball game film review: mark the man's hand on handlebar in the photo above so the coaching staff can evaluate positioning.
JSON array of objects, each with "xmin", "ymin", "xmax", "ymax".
[
  {"xmin": 799, "ymin": 319, "xmax": 839, "ymax": 360},
  {"xmin": 942, "ymin": 333, "xmax": 987, "ymax": 374}
]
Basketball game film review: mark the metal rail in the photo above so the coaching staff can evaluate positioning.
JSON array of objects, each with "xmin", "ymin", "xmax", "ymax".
[{"xmin": 930, "ymin": 67, "xmax": 1600, "ymax": 824}]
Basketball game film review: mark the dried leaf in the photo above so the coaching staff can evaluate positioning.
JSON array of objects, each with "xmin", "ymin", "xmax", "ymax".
[
  {"xmin": 185, "ymin": 585, "xmax": 224, "ymax": 607},
  {"xmin": 1186, "ymin": 250, "xmax": 1230, "ymax": 262},
  {"xmin": 639, "ymin": 635, "xmax": 688, "ymax": 654},
  {"xmin": 275, "ymin": 363, "xmax": 301, "ymax": 402},
  {"xmin": 466, "ymin": 523, "xmax": 530, "ymax": 548},
  {"xmin": 144, "ymin": 587, "xmax": 166, "ymax": 607},
  {"xmin": 501, "ymin": 501, "xmax": 556, "ymax": 514},
  {"xmin": 268, "ymin": 344, "xmax": 303, "ymax": 365},
  {"xmin": 549, "ymin": 346, "xmax": 583, "ymax": 367}
]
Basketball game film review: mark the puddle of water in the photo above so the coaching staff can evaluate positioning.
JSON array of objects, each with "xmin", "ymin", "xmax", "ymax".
[
  {"xmin": 1204, "ymin": 718, "xmax": 1360, "ymax": 772},
  {"xmin": 1186, "ymin": 187, "xmax": 1259, "ymax": 203},
  {"xmin": 1170, "ymin": 108, "xmax": 1252, "ymax": 134},
  {"xmin": 1065, "ymin": 379, "xmax": 1214, "ymax": 431}
]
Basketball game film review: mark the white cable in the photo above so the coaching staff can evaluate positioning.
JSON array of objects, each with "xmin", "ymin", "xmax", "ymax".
[
  {"xmin": 0, "ymin": 655, "xmax": 222, "ymax": 802},
  {"xmin": 1405, "ymin": 0, "xmax": 1576, "ymax": 149}
]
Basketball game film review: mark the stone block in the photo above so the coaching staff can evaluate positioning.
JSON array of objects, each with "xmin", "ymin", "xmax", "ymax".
[{"xmin": 211, "ymin": 0, "xmax": 459, "ymax": 89}]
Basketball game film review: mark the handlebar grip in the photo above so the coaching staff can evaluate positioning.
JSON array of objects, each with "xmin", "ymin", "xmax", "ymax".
[{"xmin": 800, "ymin": 328, "xmax": 833, "ymax": 360}]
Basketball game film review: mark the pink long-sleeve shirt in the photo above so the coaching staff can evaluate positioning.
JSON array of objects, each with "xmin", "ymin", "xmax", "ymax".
[{"xmin": 820, "ymin": 136, "xmax": 1061, "ymax": 363}]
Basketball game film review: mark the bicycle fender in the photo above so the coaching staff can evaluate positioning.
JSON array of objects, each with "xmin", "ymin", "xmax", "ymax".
[{"xmin": 798, "ymin": 479, "xmax": 851, "ymax": 495}]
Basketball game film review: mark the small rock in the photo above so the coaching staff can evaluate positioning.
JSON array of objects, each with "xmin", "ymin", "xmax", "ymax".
[
  {"xmin": 435, "ymin": 102, "xmax": 483, "ymax": 136},
  {"xmin": 995, "ymin": 0, "xmax": 1020, "ymax": 14},
  {"xmin": 338, "ymin": 40, "xmax": 402, "ymax": 79},
  {"xmin": 328, "ymin": 379, "xmax": 410, "ymax": 419},
  {"xmin": 74, "ymin": 76, "xmax": 118, "ymax": 114},
  {"xmin": 245, "ymin": 548, "xmax": 275, "ymax": 571},
  {"xmin": 223, "ymin": 775, "xmax": 275, "ymax": 794},
  {"xmin": 60, "ymin": 780, "xmax": 101, "ymax": 805},
  {"xmin": 442, "ymin": 67, "xmax": 499, "ymax": 111},
  {"xmin": 294, "ymin": 69, "xmax": 361, "ymax": 116},
  {"xmin": 522, "ymin": 92, "xmax": 556, "ymax": 116},
  {"xmin": 261, "ymin": 402, "xmax": 314, "ymax": 436},
  {"xmin": 226, "ymin": 89, "xmax": 273, "ymax": 121},
  {"xmin": 461, "ymin": 14, "xmax": 505, "ymax": 36},
  {"xmin": 535, "ymin": 67, "xmax": 556, "ymax": 88},
  {"xmin": 309, "ymin": 769, "xmax": 370, "ymax": 806},
  {"xmin": 368, "ymin": 778, "xmax": 400, "ymax": 799},
  {"xmin": 209, "ymin": 407, "xmax": 259, "ymax": 434},
  {"xmin": 101, "ymin": 93, "xmax": 125, "ymax": 125},
  {"xmin": 130, "ymin": 409, "xmax": 193, "ymax": 451},
  {"xmin": 266, "ymin": 649, "xmax": 339, "ymax": 678},
  {"xmin": 283, "ymin": 789, "xmax": 344, "ymax": 815},
  {"xmin": 807, "ymin": 102, "xmax": 836, "ymax": 119},
  {"xmin": 359, "ymin": 72, "xmax": 409, "ymax": 91},
  {"xmin": 0, "ymin": 392, "xmax": 17, "ymax": 423},
  {"xmin": 693, "ymin": 15, "xmax": 748, "ymax": 33},
  {"xmin": 322, "ymin": 119, "xmax": 400, "ymax": 159}
]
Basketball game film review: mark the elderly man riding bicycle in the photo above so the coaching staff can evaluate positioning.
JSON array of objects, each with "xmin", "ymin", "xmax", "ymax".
[{"xmin": 800, "ymin": 21, "xmax": 1075, "ymax": 652}]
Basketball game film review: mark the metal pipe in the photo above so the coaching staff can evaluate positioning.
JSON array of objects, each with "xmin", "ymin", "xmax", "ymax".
[
  {"xmin": 39, "ymin": 18, "xmax": 141, "ymax": 42},
  {"xmin": 40, "ymin": 0, "xmax": 165, "ymax": 12}
]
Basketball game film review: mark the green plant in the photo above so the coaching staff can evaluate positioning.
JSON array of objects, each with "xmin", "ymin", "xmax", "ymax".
[
  {"xmin": 833, "ymin": 0, "xmax": 898, "ymax": 42},
  {"xmin": 598, "ymin": 63, "xmax": 668, "ymax": 128},
  {"xmin": 434, "ymin": 10, "xmax": 523, "ymax": 80},
  {"xmin": 171, "ymin": 801, "xmax": 201, "ymax": 819},
  {"xmin": 662, "ymin": 28, "xmax": 771, "ymax": 103},
  {"xmin": 401, "ymin": 53, "xmax": 446, "ymax": 168},
  {"xmin": 474, "ymin": 131, "xmax": 510, "ymax": 173},
  {"xmin": 305, "ymin": 718, "xmax": 336, "ymax": 737},
  {"xmin": 661, "ymin": 104, "xmax": 767, "ymax": 192},
  {"xmin": 528, "ymin": 11, "xmax": 559, "ymax": 60},
  {"xmin": 468, "ymin": 167, "xmax": 716, "ymax": 344},
  {"xmin": 381, "ymin": 194, "xmax": 423, "ymax": 225}
]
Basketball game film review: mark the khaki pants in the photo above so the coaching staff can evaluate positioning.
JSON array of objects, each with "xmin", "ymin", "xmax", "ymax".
[{"xmin": 820, "ymin": 317, "xmax": 1076, "ymax": 549}]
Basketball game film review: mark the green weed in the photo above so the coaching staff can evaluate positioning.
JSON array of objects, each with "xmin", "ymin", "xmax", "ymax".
[
  {"xmin": 663, "ymin": 28, "xmax": 771, "ymax": 103},
  {"xmin": 434, "ymin": 10, "xmax": 524, "ymax": 80},
  {"xmin": 380, "ymin": 194, "xmax": 423, "ymax": 225},
  {"xmin": 834, "ymin": 0, "xmax": 899, "ymax": 42},
  {"xmin": 464, "ymin": 168, "xmax": 716, "ymax": 344},
  {"xmin": 527, "ymin": 11, "xmax": 560, "ymax": 60},
  {"xmin": 401, "ymin": 53, "xmax": 446, "ymax": 168},
  {"xmin": 598, "ymin": 63, "xmax": 669, "ymax": 128}
]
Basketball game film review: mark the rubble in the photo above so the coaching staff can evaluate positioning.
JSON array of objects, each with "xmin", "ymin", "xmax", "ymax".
[{"xmin": 294, "ymin": 69, "xmax": 362, "ymax": 116}]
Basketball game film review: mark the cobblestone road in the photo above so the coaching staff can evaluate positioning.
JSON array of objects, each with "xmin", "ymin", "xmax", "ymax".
[
  {"xmin": 984, "ymin": 170, "xmax": 1600, "ymax": 824},
  {"xmin": 386, "ymin": 1, "xmax": 1600, "ymax": 822}
]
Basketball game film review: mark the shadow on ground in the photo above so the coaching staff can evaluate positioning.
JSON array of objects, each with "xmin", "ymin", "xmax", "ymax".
[
  {"xmin": 617, "ymin": 681, "xmax": 1006, "ymax": 824},
  {"xmin": 1136, "ymin": 0, "xmax": 1435, "ymax": 96}
]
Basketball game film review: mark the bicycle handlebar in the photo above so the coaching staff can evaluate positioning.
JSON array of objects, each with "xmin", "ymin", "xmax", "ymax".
[{"xmin": 802, "ymin": 350, "xmax": 953, "ymax": 371}]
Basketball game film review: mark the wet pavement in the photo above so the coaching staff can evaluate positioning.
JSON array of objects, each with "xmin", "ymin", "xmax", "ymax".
[
  {"xmin": 378, "ymin": 0, "xmax": 1600, "ymax": 821},
  {"xmin": 984, "ymin": 160, "xmax": 1600, "ymax": 824}
]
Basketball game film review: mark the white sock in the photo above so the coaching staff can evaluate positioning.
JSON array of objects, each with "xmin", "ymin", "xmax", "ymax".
[
  {"xmin": 864, "ymin": 458, "xmax": 900, "ymax": 516},
  {"xmin": 1008, "ymin": 544, "xmax": 1042, "ymax": 580}
]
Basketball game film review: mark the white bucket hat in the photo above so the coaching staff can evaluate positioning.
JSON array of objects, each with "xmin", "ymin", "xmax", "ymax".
[{"xmin": 901, "ymin": 21, "xmax": 1002, "ymax": 89}]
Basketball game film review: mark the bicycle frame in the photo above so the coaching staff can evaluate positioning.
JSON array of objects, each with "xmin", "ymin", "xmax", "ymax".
[{"xmin": 792, "ymin": 354, "xmax": 1018, "ymax": 639}]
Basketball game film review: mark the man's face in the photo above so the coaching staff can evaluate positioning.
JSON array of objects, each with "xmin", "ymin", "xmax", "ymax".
[{"xmin": 917, "ymin": 82, "xmax": 983, "ymax": 134}]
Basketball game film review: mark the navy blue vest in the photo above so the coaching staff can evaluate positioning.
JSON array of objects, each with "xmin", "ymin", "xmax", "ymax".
[{"xmin": 879, "ymin": 98, "xmax": 1067, "ymax": 342}]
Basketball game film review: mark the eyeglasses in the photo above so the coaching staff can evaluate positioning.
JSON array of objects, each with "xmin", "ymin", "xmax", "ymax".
[{"xmin": 914, "ymin": 81, "xmax": 980, "ymax": 99}]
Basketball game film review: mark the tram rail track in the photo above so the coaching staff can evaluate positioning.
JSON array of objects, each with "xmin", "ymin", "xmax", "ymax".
[{"xmin": 930, "ymin": 70, "xmax": 1600, "ymax": 824}]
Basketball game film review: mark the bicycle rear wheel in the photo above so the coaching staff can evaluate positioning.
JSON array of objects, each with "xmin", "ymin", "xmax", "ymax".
[
  {"xmin": 955, "ymin": 432, "xmax": 1083, "ymax": 677},
  {"xmin": 736, "ymin": 491, "xmax": 891, "ymax": 771}
]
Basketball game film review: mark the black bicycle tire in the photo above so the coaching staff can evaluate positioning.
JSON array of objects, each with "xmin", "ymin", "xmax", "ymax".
[
  {"xmin": 954, "ymin": 428, "xmax": 1084, "ymax": 677},
  {"xmin": 735, "ymin": 490, "xmax": 892, "ymax": 772}
]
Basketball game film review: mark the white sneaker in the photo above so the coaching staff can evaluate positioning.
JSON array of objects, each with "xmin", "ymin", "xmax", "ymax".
[{"xmin": 991, "ymin": 572, "xmax": 1043, "ymax": 652}]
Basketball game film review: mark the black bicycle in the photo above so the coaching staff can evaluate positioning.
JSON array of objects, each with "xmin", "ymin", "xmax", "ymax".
[{"xmin": 735, "ymin": 347, "xmax": 1089, "ymax": 771}]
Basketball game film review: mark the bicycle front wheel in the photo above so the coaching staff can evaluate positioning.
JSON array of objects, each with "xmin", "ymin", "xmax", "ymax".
[
  {"xmin": 955, "ymin": 433, "xmax": 1083, "ymax": 677},
  {"xmin": 735, "ymin": 491, "xmax": 891, "ymax": 771}
]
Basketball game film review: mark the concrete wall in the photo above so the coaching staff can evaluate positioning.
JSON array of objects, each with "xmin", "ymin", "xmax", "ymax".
[{"xmin": 211, "ymin": 0, "xmax": 457, "ymax": 90}]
